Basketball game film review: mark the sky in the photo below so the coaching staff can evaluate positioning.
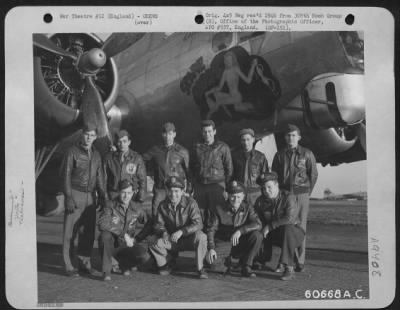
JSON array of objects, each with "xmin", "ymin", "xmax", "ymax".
[{"xmin": 312, "ymin": 161, "xmax": 367, "ymax": 198}]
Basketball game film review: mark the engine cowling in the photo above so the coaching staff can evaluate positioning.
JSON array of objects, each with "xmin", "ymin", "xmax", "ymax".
[
  {"xmin": 303, "ymin": 72, "xmax": 365, "ymax": 129},
  {"xmin": 34, "ymin": 33, "xmax": 119, "ymax": 145},
  {"xmin": 272, "ymin": 72, "xmax": 366, "ymax": 165}
]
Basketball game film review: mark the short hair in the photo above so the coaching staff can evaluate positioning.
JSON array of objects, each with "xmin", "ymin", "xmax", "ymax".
[
  {"xmin": 257, "ymin": 171, "xmax": 279, "ymax": 186},
  {"xmin": 82, "ymin": 123, "xmax": 97, "ymax": 134},
  {"xmin": 284, "ymin": 124, "xmax": 301, "ymax": 135},
  {"xmin": 201, "ymin": 119, "xmax": 216, "ymax": 129},
  {"xmin": 116, "ymin": 129, "xmax": 131, "ymax": 140},
  {"xmin": 162, "ymin": 122, "xmax": 176, "ymax": 133}
]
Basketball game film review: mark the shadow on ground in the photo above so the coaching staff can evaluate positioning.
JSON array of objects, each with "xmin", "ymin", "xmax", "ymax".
[{"xmin": 37, "ymin": 240, "xmax": 368, "ymax": 278}]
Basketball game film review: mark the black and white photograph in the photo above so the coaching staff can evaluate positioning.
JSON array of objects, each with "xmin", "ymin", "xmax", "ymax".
[{"xmin": 5, "ymin": 6, "xmax": 395, "ymax": 308}]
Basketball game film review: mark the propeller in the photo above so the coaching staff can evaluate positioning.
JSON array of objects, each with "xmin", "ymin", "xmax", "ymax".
[
  {"xmin": 80, "ymin": 76, "xmax": 113, "ymax": 154},
  {"xmin": 33, "ymin": 34, "xmax": 77, "ymax": 60},
  {"xmin": 33, "ymin": 32, "xmax": 145, "ymax": 151},
  {"xmin": 81, "ymin": 76, "xmax": 110, "ymax": 139}
]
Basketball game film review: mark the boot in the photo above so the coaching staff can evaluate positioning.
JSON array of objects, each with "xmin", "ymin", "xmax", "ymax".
[
  {"xmin": 275, "ymin": 263, "xmax": 284, "ymax": 273},
  {"xmin": 241, "ymin": 265, "xmax": 256, "ymax": 278},
  {"xmin": 281, "ymin": 265, "xmax": 295, "ymax": 281},
  {"xmin": 223, "ymin": 256, "xmax": 232, "ymax": 276}
]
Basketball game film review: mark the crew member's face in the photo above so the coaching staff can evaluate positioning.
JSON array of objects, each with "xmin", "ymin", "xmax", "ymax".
[
  {"xmin": 285, "ymin": 130, "xmax": 301, "ymax": 149},
  {"xmin": 117, "ymin": 136, "xmax": 131, "ymax": 153},
  {"xmin": 168, "ymin": 187, "xmax": 184, "ymax": 205},
  {"xmin": 119, "ymin": 186, "xmax": 134, "ymax": 205},
  {"xmin": 229, "ymin": 192, "xmax": 245, "ymax": 209},
  {"xmin": 262, "ymin": 181, "xmax": 279, "ymax": 199},
  {"xmin": 202, "ymin": 125, "xmax": 216, "ymax": 144},
  {"xmin": 82, "ymin": 130, "xmax": 97, "ymax": 148},
  {"xmin": 240, "ymin": 134, "xmax": 255, "ymax": 152},
  {"xmin": 162, "ymin": 130, "xmax": 176, "ymax": 146}
]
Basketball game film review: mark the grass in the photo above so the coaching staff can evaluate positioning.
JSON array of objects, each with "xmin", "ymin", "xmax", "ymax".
[{"xmin": 309, "ymin": 200, "xmax": 367, "ymax": 226}]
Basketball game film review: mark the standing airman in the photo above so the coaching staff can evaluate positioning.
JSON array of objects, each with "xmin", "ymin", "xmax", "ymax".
[{"xmin": 271, "ymin": 124, "xmax": 318, "ymax": 272}]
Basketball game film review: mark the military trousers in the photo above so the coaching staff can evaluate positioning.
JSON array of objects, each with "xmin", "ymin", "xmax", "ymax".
[
  {"xmin": 62, "ymin": 189, "xmax": 96, "ymax": 271},
  {"xmin": 260, "ymin": 224, "xmax": 305, "ymax": 266},
  {"xmin": 99, "ymin": 231, "xmax": 150, "ymax": 276},
  {"xmin": 294, "ymin": 193, "xmax": 310, "ymax": 264},
  {"xmin": 228, "ymin": 230, "xmax": 263, "ymax": 267},
  {"xmin": 194, "ymin": 182, "xmax": 225, "ymax": 224},
  {"xmin": 151, "ymin": 188, "xmax": 168, "ymax": 219},
  {"xmin": 149, "ymin": 231, "xmax": 208, "ymax": 271}
]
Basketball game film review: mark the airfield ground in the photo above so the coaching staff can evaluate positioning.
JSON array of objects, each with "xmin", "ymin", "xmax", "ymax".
[{"xmin": 35, "ymin": 199, "xmax": 369, "ymax": 304}]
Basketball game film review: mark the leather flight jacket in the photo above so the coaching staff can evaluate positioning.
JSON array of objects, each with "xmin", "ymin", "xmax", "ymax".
[
  {"xmin": 191, "ymin": 140, "xmax": 233, "ymax": 186},
  {"xmin": 143, "ymin": 143, "xmax": 190, "ymax": 190},
  {"xmin": 206, "ymin": 201, "xmax": 262, "ymax": 250},
  {"xmin": 254, "ymin": 190, "xmax": 303, "ymax": 232},
  {"xmin": 232, "ymin": 148, "xmax": 269, "ymax": 193},
  {"xmin": 98, "ymin": 199, "xmax": 149, "ymax": 242},
  {"xmin": 104, "ymin": 149, "xmax": 147, "ymax": 202},
  {"xmin": 153, "ymin": 195, "xmax": 203, "ymax": 238},
  {"xmin": 272, "ymin": 145, "xmax": 318, "ymax": 194},
  {"xmin": 62, "ymin": 143, "xmax": 106, "ymax": 198}
]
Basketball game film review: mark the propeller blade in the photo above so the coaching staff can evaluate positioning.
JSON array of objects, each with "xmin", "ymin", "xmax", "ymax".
[
  {"xmin": 102, "ymin": 33, "xmax": 145, "ymax": 58},
  {"xmin": 355, "ymin": 122, "xmax": 366, "ymax": 152},
  {"xmin": 81, "ymin": 76, "xmax": 112, "ymax": 142},
  {"xmin": 33, "ymin": 34, "xmax": 77, "ymax": 60}
]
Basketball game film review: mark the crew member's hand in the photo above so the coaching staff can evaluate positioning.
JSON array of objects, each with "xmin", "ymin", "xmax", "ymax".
[
  {"xmin": 262, "ymin": 226, "xmax": 270, "ymax": 238},
  {"xmin": 222, "ymin": 191, "xmax": 228, "ymax": 201},
  {"xmin": 124, "ymin": 233, "xmax": 135, "ymax": 247},
  {"xmin": 231, "ymin": 230, "xmax": 241, "ymax": 247},
  {"xmin": 251, "ymin": 58, "xmax": 258, "ymax": 67},
  {"xmin": 110, "ymin": 145, "xmax": 117, "ymax": 152},
  {"xmin": 65, "ymin": 198, "xmax": 76, "ymax": 214},
  {"xmin": 171, "ymin": 230, "xmax": 183, "ymax": 243},
  {"xmin": 207, "ymin": 249, "xmax": 218, "ymax": 264},
  {"xmin": 112, "ymin": 216, "xmax": 119, "ymax": 225},
  {"xmin": 161, "ymin": 231, "xmax": 170, "ymax": 241}
]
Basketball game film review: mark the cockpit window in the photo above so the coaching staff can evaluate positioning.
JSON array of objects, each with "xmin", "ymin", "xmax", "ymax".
[
  {"xmin": 237, "ymin": 32, "xmax": 264, "ymax": 43},
  {"xmin": 211, "ymin": 32, "xmax": 233, "ymax": 52}
]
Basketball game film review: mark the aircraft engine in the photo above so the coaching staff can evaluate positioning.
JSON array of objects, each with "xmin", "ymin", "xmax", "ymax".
[
  {"xmin": 305, "ymin": 72, "xmax": 366, "ymax": 154},
  {"xmin": 302, "ymin": 72, "xmax": 365, "ymax": 129},
  {"xmin": 34, "ymin": 33, "xmax": 119, "ymax": 146},
  {"xmin": 34, "ymin": 32, "xmax": 145, "ymax": 216},
  {"xmin": 273, "ymin": 71, "xmax": 366, "ymax": 164}
]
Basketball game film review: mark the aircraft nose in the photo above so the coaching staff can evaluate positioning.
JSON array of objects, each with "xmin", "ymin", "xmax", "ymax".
[{"xmin": 78, "ymin": 48, "xmax": 107, "ymax": 73}]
